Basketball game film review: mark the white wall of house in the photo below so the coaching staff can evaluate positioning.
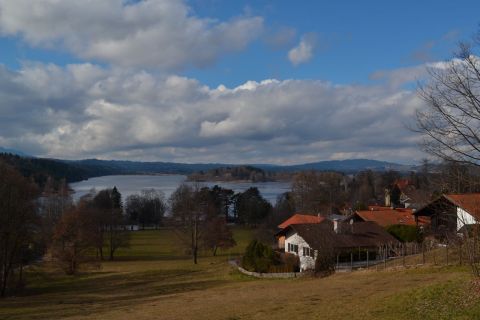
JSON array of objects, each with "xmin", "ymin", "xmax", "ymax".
[
  {"xmin": 284, "ymin": 231, "xmax": 316, "ymax": 271},
  {"xmin": 457, "ymin": 207, "xmax": 477, "ymax": 231}
]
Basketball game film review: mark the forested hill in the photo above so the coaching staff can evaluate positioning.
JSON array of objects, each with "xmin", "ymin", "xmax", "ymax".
[
  {"xmin": 0, "ymin": 153, "xmax": 93, "ymax": 188},
  {"xmin": 65, "ymin": 159, "xmax": 225, "ymax": 176},
  {"xmin": 188, "ymin": 166, "xmax": 275, "ymax": 182},
  {"xmin": 0, "ymin": 153, "xmax": 227, "ymax": 186},
  {"xmin": 0, "ymin": 153, "xmax": 415, "ymax": 188}
]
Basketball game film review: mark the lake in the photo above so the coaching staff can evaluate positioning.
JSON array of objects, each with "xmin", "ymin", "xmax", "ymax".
[{"xmin": 69, "ymin": 175, "xmax": 291, "ymax": 205}]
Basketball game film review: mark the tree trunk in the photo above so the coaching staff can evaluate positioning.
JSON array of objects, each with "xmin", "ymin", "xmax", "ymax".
[
  {"xmin": 193, "ymin": 217, "xmax": 198, "ymax": 264},
  {"xmin": 18, "ymin": 263, "xmax": 23, "ymax": 288},
  {"xmin": 1, "ymin": 263, "xmax": 8, "ymax": 297},
  {"xmin": 109, "ymin": 225, "xmax": 114, "ymax": 261},
  {"xmin": 193, "ymin": 246, "xmax": 198, "ymax": 264}
]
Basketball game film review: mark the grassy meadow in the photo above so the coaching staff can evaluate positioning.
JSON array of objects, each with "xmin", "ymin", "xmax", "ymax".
[{"xmin": 1, "ymin": 227, "xmax": 479, "ymax": 320}]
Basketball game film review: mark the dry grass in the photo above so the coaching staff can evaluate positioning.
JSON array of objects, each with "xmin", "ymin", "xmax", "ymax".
[{"xmin": 1, "ymin": 228, "xmax": 479, "ymax": 320}]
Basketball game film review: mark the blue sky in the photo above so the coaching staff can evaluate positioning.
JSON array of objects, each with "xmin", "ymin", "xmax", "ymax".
[
  {"xmin": 0, "ymin": 0, "xmax": 478, "ymax": 164},
  {"xmin": 188, "ymin": 0, "xmax": 480, "ymax": 87},
  {"xmin": 2, "ymin": 0, "xmax": 477, "ymax": 87}
]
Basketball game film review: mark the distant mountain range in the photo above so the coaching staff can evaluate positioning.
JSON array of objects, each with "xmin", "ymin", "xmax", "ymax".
[
  {"xmin": 61, "ymin": 158, "xmax": 417, "ymax": 180},
  {"xmin": 0, "ymin": 150, "xmax": 417, "ymax": 185},
  {"xmin": 254, "ymin": 159, "xmax": 415, "ymax": 173}
]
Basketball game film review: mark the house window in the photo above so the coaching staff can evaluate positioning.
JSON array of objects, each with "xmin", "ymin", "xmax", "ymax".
[
  {"xmin": 287, "ymin": 243, "xmax": 298, "ymax": 254},
  {"xmin": 303, "ymin": 247, "xmax": 314, "ymax": 257}
]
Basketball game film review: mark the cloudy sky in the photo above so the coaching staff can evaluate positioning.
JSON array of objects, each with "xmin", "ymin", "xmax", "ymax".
[{"xmin": 0, "ymin": 0, "xmax": 479, "ymax": 164}]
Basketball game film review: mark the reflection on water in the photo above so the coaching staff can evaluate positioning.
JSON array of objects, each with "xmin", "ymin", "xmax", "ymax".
[{"xmin": 70, "ymin": 175, "xmax": 291, "ymax": 204}]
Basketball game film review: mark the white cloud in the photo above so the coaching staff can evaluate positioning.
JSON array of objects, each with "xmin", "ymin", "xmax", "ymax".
[
  {"xmin": 0, "ymin": 62, "xmax": 429, "ymax": 164},
  {"xmin": 288, "ymin": 33, "xmax": 317, "ymax": 66},
  {"xmin": 0, "ymin": 0, "xmax": 263, "ymax": 70}
]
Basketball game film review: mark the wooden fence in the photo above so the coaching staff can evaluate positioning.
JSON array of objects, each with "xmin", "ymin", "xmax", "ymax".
[{"xmin": 335, "ymin": 240, "xmax": 470, "ymax": 272}]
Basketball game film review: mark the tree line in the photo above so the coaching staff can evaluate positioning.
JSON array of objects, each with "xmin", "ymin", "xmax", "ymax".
[{"xmin": 0, "ymin": 159, "xmax": 275, "ymax": 296}]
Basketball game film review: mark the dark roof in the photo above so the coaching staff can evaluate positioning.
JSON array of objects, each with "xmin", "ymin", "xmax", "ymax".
[
  {"xmin": 277, "ymin": 221, "xmax": 398, "ymax": 250},
  {"xmin": 279, "ymin": 222, "xmax": 338, "ymax": 249},
  {"xmin": 335, "ymin": 222, "xmax": 399, "ymax": 248}
]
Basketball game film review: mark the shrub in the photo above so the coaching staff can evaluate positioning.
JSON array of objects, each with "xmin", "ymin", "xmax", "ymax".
[
  {"xmin": 387, "ymin": 224, "xmax": 421, "ymax": 243},
  {"xmin": 241, "ymin": 240, "xmax": 278, "ymax": 273},
  {"xmin": 283, "ymin": 253, "xmax": 300, "ymax": 272},
  {"xmin": 314, "ymin": 248, "xmax": 336, "ymax": 277}
]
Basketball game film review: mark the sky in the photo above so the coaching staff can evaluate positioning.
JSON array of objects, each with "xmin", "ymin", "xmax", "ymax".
[{"xmin": 0, "ymin": 0, "xmax": 479, "ymax": 165}]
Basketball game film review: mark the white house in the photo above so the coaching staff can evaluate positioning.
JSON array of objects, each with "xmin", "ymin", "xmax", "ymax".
[
  {"xmin": 284, "ymin": 227, "xmax": 317, "ymax": 271},
  {"xmin": 276, "ymin": 220, "xmax": 398, "ymax": 272}
]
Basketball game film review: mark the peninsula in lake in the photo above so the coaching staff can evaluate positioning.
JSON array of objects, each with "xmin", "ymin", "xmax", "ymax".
[{"xmin": 188, "ymin": 165, "xmax": 280, "ymax": 182}]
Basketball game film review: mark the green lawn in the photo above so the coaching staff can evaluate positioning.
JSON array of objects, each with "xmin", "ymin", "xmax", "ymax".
[{"xmin": 1, "ymin": 228, "xmax": 479, "ymax": 320}]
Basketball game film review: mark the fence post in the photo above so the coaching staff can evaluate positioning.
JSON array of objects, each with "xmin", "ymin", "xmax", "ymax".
[
  {"xmin": 460, "ymin": 242, "xmax": 463, "ymax": 266},
  {"xmin": 350, "ymin": 251, "xmax": 353, "ymax": 271},
  {"xmin": 446, "ymin": 243, "xmax": 449, "ymax": 266},
  {"xmin": 422, "ymin": 242, "xmax": 425, "ymax": 265},
  {"xmin": 403, "ymin": 243, "xmax": 406, "ymax": 267},
  {"xmin": 367, "ymin": 249, "xmax": 369, "ymax": 268},
  {"xmin": 384, "ymin": 245, "xmax": 387, "ymax": 270}
]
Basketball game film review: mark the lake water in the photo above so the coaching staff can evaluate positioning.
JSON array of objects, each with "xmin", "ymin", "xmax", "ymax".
[{"xmin": 69, "ymin": 175, "xmax": 291, "ymax": 205}]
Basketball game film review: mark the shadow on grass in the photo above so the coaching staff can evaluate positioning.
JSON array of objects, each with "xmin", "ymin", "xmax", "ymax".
[
  {"xmin": 1, "ymin": 267, "xmax": 229, "ymax": 320},
  {"xmin": 109, "ymin": 255, "xmax": 193, "ymax": 262}
]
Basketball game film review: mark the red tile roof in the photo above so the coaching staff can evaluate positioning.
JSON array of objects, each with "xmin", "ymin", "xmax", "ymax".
[
  {"xmin": 445, "ymin": 193, "xmax": 480, "ymax": 218},
  {"xmin": 354, "ymin": 208, "xmax": 427, "ymax": 227},
  {"xmin": 278, "ymin": 213, "xmax": 325, "ymax": 229},
  {"xmin": 368, "ymin": 205, "xmax": 393, "ymax": 211}
]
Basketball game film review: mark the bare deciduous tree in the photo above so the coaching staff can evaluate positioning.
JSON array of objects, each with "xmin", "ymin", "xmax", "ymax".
[
  {"xmin": 202, "ymin": 217, "xmax": 236, "ymax": 256},
  {"xmin": 291, "ymin": 171, "xmax": 347, "ymax": 214},
  {"xmin": 40, "ymin": 177, "xmax": 72, "ymax": 248},
  {"xmin": 125, "ymin": 189, "xmax": 166, "ymax": 229},
  {"xmin": 0, "ymin": 162, "xmax": 38, "ymax": 296},
  {"xmin": 51, "ymin": 203, "xmax": 99, "ymax": 275},
  {"xmin": 169, "ymin": 184, "xmax": 205, "ymax": 264},
  {"xmin": 415, "ymin": 34, "xmax": 480, "ymax": 277},
  {"xmin": 416, "ymin": 36, "xmax": 480, "ymax": 166},
  {"xmin": 92, "ymin": 187, "xmax": 129, "ymax": 261},
  {"xmin": 170, "ymin": 184, "xmax": 237, "ymax": 263}
]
